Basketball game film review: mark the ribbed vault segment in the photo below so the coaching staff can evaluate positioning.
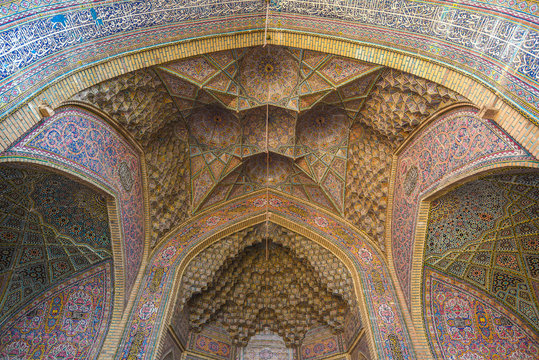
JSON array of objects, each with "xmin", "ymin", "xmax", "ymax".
[{"xmin": 70, "ymin": 45, "xmax": 466, "ymax": 250}]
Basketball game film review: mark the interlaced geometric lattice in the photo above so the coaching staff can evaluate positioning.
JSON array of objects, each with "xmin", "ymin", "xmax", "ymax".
[
  {"xmin": 0, "ymin": 165, "xmax": 112, "ymax": 324},
  {"xmin": 425, "ymin": 172, "xmax": 539, "ymax": 333},
  {"xmin": 70, "ymin": 45, "xmax": 465, "ymax": 250}
]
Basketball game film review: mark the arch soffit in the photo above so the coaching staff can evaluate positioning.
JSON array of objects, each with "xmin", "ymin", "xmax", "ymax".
[
  {"xmin": 1, "ymin": 30, "xmax": 538, "ymax": 159},
  {"xmin": 408, "ymin": 161, "xmax": 539, "ymax": 340}
]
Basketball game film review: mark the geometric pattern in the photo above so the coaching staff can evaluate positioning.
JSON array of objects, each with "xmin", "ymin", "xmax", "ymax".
[
  {"xmin": 3, "ymin": 0, "xmax": 539, "ymax": 130},
  {"xmin": 175, "ymin": 223, "xmax": 355, "ymax": 349},
  {"xmin": 186, "ymin": 101, "xmax": 349, "ymax": 213},
  {"xmin": 425, "ymin": 172, "xmax": 539, "ymax": 333},
  {"xmin": 296, "ymin": 105, "xmax": 350, "ymax": 212},
  {"xmin": 70, "ymin": 69, "xmax": 182, "ymax": 145},
  {"xmin": 119, "ymin": 193, "xmax": 413, "ymax": 360},
  {"xmin": 144, "ymin": 122, "xmax": 191, "ymax": 244},
  {"xmin": 423, "ymin": 267, "xmax": 539, "ymax": 359},
  {"xmin": 392, "ymin": 107, "xmax": 535, "ymax": 306},
  {"xmin": 68, "ymin": 46, "xmax": 465, "ymax": 249},
  {"xmin": 186, "ymin": 105, "xmax": 242, "ymax": 211},
  {"xmin": 189, "ymin": 331, "xmax": 232, "ymax": 360},
  {"xmin": 0, "ymin": 262, "xmax": 113, "ymax": 360},
  {"xmin": 301, "ymin": 327, "xmax": 344, "ymax": 360},
  {"xmin": 345, "ymin": 124, "xmax": 393, "ymax": 249},
  {"xmin": 155, "ymin": 46, "xmax": 382, "ymax": 216},
  {"xmin": 174, "ymin": 223, "xmax": 355, "ymax": 313},
  {"xmin": 0, "ymin": 164, "xmax": 111, "ymax": 325},
  {"xmin": 357, "ymin": 69, "xmax": 465, "ymax": 142},
  {"xmin": 158, "ymin": 46, "xmax": 381, "ymax": 113},
  {"xmin": 344, "ymin": 69, "xmax": 465, "ymax": 249}
]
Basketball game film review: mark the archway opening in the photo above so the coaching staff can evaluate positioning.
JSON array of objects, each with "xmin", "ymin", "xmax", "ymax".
[{"xmin": 161, "ymin": 223, "xmax": 369, "ymax": 360}]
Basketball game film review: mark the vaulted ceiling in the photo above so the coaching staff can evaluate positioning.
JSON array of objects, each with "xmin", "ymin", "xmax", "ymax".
[{"xmin": 71, "ymin": 45, "xmax": 466, "ymax": 250}]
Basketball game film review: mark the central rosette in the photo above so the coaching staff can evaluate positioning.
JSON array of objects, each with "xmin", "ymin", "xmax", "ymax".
[{"xmin": 240, "ymin": 46, "xmax": 299, "ymax": 104}]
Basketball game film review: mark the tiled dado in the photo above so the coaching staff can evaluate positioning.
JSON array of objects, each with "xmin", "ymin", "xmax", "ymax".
[{"xmin": 1, "ymin": 30, "xmax": 538, "ymax": 158}]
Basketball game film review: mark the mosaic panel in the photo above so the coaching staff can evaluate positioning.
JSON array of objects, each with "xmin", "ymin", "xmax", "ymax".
[
  {"xmin": 296, "ymin": 105, "xmax": 349, "ymax": 213},
  {"xmin": 239, "ymin": 46, "xmax": 299, "ymax": 107},
  {"xmin": 0, "ymin": 165, "xmax": 112, "ymax": 324},
  {"xmin": 1, "ymin": 106, "xmax": 144, "ymax": 301},
  {"xmin": 72, "ymin": 69, "xmax": 191, "ymax": 244},
  {"xmin": 425, "ymin": 173, "xmax": 539, "ymax": 333},
  {"xmin": 392, "ymin": 107, "xmax": 536, "ymax": 306},
  {"xmin": 200, "ymin": 153, "xmax": 337, "ymax": 214},
  {"xmin": 189, "ymin": 331, "xmax": 232, "ymax": 360},
  {"xmin": 301, "ymin": 327, "xmax": 343, "ymax": 360},
  {"xmin": 423, "ymin": 267, "xmax": 539, "ymax": 359},
  {"xmin": 159, "ymin": 46, "xmax": 379, "ymax": 113},
  {"xmin": 0, "ymin": 262, "xmax": 113, "ymax": 360},
  {"xmin": 118, "ymin": 193, "xmax": 414, "ymax": 360},
  {"xmin": 187, "ymin": 105, "xmax": 242, "ymax": 211}
]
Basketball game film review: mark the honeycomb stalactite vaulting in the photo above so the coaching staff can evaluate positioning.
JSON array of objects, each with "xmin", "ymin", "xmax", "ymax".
[
  {"xmin": 187, "ymin": 242, "xmax": 348, "ymax": 348},
  {"xmin": 345, "ymin": 125, "xmax": 393, "ymax": 249},
  {"xmin": 174, "ymin": 224, "xmax": 355, "ymax": 348},
  {"xmin": 357, "ymin": 69, "xmax": 465, "ymax": 142},
  {"xmin": 144, "ymin": 123, "xmax": 191, "ymax": 242},
  {"xmin": 71, "ymin": 69, "xmax": 181, "ymax": 143},
  {"xmin": 70, "ymin": 69, "xmax": 191, "ymax": 244}
]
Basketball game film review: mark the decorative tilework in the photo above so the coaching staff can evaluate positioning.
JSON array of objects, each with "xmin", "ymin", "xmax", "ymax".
[
  {"xmin": 159, "ymin": 46, "xmax": 378, "ymax": 113},
  {"xmin": 117, "ymin": 193, "xmax": 414, "ymax": 360},
  {"xmin": 186, "ymin": 241, "xmax": 348, "ymax": 348},
  {"xmin": 1, "ymin": 0, "xmax": 539, "ymax": 130},
  {"xmin": 296, "ymin": 105, "xmax": 350, "ymax": 213},
  {"xmin": 425, "ymin": 172, "xmax": 539, "ymax": 333},
  {"xmin": 345, "ymin": 125, "xmax": 393, "ymax": 251},
  {"xmin": 0, "ymin": 262, "xmax": 113, "ymax": 360},
  {"xmin": 201, "ymin": 153, "xmax": 338, "ymax": 213},
  {"xmin": 1, "ymin": 106, "xmax": 144, "ymax": 303},
  {"xmin": 423, "ymin": 267, "xmax": 539, "ymax": 359},
  {"xmin": 191, "ymin": 333, "xmax": 231, "ymax": 360},
  {"xmin": 392, "ymin": 107, "xmax": 536, "ymax": 306},
  {"xmin": 0, "ymin": 165, "xmax": 112, "ymax": 324},
  {"xmin": 301, "ymin": 327, "xmax": 343, "ymax": 360}
]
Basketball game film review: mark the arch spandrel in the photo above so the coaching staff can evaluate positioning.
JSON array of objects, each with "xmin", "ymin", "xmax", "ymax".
[{"xmin": 117, "ymin": 190, "xmax": 428, "ymax": 360}]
